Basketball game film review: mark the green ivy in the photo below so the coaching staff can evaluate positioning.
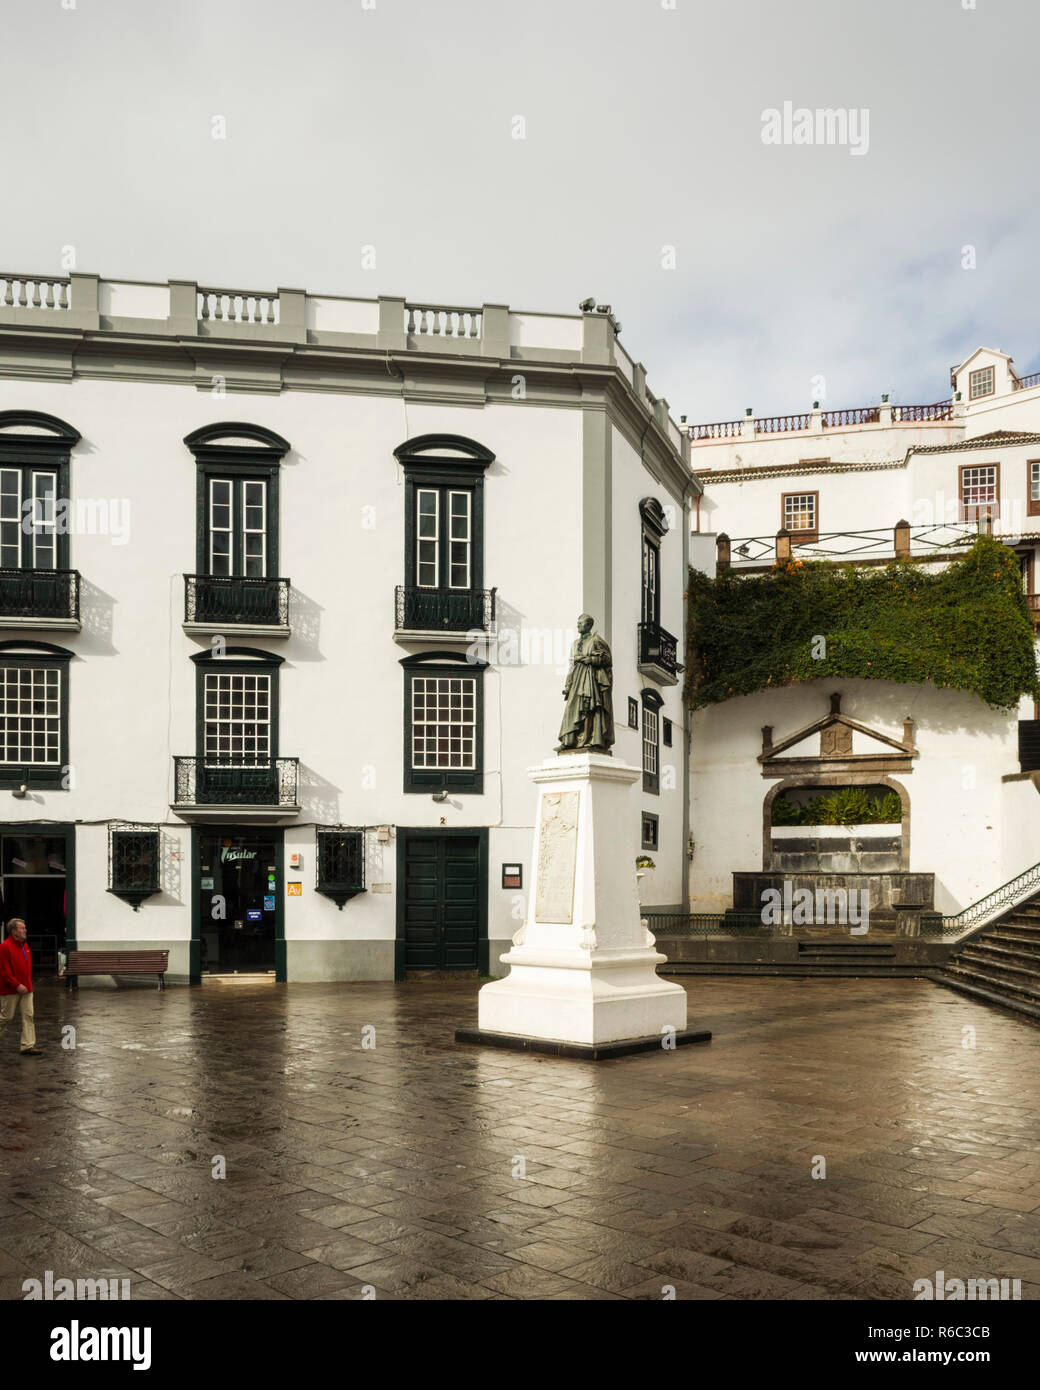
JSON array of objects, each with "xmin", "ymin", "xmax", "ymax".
[{"xmin": 688, "ymin": 535, "xmax": 1039, "ymax": 711}]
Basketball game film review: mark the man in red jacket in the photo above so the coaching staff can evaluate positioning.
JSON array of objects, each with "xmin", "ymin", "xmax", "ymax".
[{"xmin": 0, "ymin": 918, "xmax": 42, "ymax": 1056}]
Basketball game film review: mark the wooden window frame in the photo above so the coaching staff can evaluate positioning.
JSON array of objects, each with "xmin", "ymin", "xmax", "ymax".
[
  {"xmin": 958, "ymin": 462, "xmax": 1000, "ymax": 522},
  {"xmin": 641, "ymin": 688, "xmax": 663, "ymax": 796},
  {"xmin": 641, "ymin": 811, "xmax": 659, "ymax": 852},
  {"xmin": 969, "ymin": 366, "xmax": 995, "ymax": 400},
  {"xmin": 184, "ymin": 424, "xmax": 289, "ymax": 580},
  {"xmin": 627, "ymin": 696, "xmax": 639, "ymax": 730},
  {"xmin": 401, "ymin": 651, "xmax": 486, "ymax": 794},
  {"xmin": 663, "ymin": 717, "xmax": 673, "ymax": 748},
  {"xmin": 1028, "ymin": 460, "xmax": 1040, "ymax": 517},
  {"xmin": 0, "ymin": 640, "xmax": 73, "ymax": 790},
  {"xmin": 781, "ymin": 489, "xmax": 819, "ymax": 543},
  {"xmin": 191, "ymin": 647, "xmax": 283, "ymax": 767}
]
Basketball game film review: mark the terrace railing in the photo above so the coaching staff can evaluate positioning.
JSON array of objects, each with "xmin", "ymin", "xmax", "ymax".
[
  {"xmin": 198, "ymin": 288, "xmax": 280, "ymax": 325},
  {"xmin": 891, "ymin": 400, "xmax": 953, "ymax": 422},
  {"xmin": 720, "ymin": 520, "xmax": 981, "ymax": 569},
  {"xmin": 405, "ymin": 303, "xmax": 483, "ymax": 340},
  {"xmin": 1014, "ymin": 371, "xmax": 1040, "ymax": 392},
  {"xmin": 689, "ymin": 399, "xmax": 954, "ymax": 439},
  {"xmin": 0, "ymin": 275, "xmax": 70, "ymax": 310}
]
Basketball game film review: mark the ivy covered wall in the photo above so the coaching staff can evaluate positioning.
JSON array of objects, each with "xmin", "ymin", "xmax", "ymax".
[{"xmin": 687, "ymin": 535, "xmax": 1039, "ymax": 711}]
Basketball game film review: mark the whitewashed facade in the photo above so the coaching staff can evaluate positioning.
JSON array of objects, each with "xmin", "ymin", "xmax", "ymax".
[
  {"xmin": 688, "ymin": 345, "xmax": 1040, "ymax": 921},
  {"xmin": 0, "ymin": 273, "xmax": 693, "ymax": 982}
]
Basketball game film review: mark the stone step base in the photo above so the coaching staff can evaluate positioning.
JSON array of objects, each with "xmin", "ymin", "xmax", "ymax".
[{"xmin": 930, "ymin": 972, "xmax": 1040, "ymax": 1024}]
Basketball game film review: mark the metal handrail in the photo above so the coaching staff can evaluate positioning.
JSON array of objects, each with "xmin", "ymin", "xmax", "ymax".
[{"xmin": 941, "ymin": 861, "xmax": 1040, "ymax": 935}]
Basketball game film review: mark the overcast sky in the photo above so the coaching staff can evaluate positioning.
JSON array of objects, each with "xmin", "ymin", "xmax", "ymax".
[{"xmin": 3, "ymin": 0, "xmax": 1039, "ymax": 425}]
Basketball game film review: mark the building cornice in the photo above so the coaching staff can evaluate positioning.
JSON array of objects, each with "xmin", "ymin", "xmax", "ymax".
[{"xmin": 0, "ymin": 320, "xmax": 696, "ymax": 500}]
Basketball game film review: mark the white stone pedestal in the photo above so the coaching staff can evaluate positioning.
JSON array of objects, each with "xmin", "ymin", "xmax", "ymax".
[{"xmin": 472, "ymin": 753, "xmax": 691, "ymax": 1049}]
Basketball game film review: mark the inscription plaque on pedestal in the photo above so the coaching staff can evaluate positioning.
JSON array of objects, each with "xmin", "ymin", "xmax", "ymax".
[{"xmin": 535, "ymin": 790, "xmax": 579, "ymax": 923}]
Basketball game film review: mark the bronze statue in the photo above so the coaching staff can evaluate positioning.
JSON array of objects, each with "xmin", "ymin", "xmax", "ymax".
[{"xmin": 557, "ymin": 614, "xmax": 614, "ymax": 754}]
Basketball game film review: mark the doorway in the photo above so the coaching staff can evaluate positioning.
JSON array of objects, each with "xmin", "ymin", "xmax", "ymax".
[
  {"xmin": 0, "ymin": 827, "xmax": 72, "ymax": 972},
  {"xmin": 396, "ymin": 829, "xmax": 487, "ymax": 976},
  {"xmin": 194, "ymin": 828, "xmax": 282, "ymax": 977}
]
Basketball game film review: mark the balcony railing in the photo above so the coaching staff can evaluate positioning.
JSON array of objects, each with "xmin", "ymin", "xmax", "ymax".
[
  {"xmin": 638, "ymin": 620, "xmax": 680, "ymax": 677},
  {"xmin": 0, "ymin": 568, "xmax": 80, "ymax": 622},
  {"xmin": 174, "ymin": 757, "xmax": 299, "ymax": 808},
  {"xmin": 184, "ymin": 574, "xmax": 290, "ymax": 627},
  {"xmin": 1014, "ymin": 371, "xmax": 1040, "ymax": 392},
  {"xmin": 395, "ymin": 585, "xmax": 496, "ymax": 633}
]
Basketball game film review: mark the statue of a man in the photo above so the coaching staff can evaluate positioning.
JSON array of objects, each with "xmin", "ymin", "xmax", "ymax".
[{"xmin": 557, "ymin": 614, "xmax": 614, "ymax": 754}]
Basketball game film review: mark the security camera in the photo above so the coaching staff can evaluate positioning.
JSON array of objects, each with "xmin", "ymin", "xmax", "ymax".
[
  {"xmin": 596, "ymin": 304, "xmax": 611, "ymax": 315},
  {"xmin": 431, "ymin": 791, "xmax": 448, "ymax": 803},
  {"xmin": 579, "ymin": 297, "xmax": 596, "ymax": 312},
  {"xmin": 12, "ymin": 785, "xmax": 27, "ymax": 799}
]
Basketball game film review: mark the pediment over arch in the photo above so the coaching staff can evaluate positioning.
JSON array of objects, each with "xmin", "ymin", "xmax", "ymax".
[{"xmin": 759, "ymin": 692, "xmax": 917, "ymax": 777}]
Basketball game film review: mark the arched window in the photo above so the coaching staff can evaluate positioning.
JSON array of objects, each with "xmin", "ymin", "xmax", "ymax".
[
  {"xmin": 0, "ymin": 412, "xmax": 81, "ymax": 626},
  {"xmin": 393, "ymin": 435, "xmax": 495, "ymax": 635},
  {"xmin": 183, "ymin": 423, "xmax": 291, "ymax": 632}
]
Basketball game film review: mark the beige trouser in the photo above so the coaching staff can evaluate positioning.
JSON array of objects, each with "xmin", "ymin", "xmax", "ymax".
[{"xmin": 0, "ymin": 992, "xmax": 35, "ymax": 1050}]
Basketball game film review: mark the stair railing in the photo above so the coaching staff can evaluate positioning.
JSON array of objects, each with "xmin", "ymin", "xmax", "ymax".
[{"xmin": 942, "ymin": 861, "xmax": 1040, "ymax": 935}]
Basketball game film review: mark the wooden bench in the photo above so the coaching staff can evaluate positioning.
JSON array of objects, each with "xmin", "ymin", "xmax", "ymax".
[{"xmin": 65, "ymin": 950, "xmax": 169, "ymax": 991}]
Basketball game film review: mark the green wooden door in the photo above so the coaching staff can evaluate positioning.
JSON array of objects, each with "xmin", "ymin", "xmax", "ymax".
[{"xmin": 400, "ymin": 832, "xmax": 483, "ymax": 971}]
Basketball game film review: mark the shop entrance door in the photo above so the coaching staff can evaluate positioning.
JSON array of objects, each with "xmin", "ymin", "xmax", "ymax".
[
  {"xmin": 197, "ymin": 829, "xmax": 279, "ymax": 973},
  {"xmin": 0, "ymin": 830, "xmax": 68, "ymax": 972}
]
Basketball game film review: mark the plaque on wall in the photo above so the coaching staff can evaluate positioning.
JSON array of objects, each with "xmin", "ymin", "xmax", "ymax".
[{"xmin": 535, "ymin": 790, "xmax": 580, "ymax": 923}]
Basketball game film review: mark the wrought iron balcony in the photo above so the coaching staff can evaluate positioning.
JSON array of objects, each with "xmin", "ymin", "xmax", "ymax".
[
  {"xmin": 0, "ymin": 568, "xmax": 80, "ymax": 624},
  {"xmin": 395, "ymin": 585, "xmax": 496, "ymax": 634},
  {"xmin": 184, "ymin": 574, "xmax": 290, "ymax": 629},
  {"xmin": 638, "ymin": 620, "xmax": 680, "ymax": 679},
  {"xmin": 173, "ymin": 757, "xmax": 299, "ymax": 810}
]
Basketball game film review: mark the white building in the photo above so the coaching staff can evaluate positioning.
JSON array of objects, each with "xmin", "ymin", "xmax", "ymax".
[
  {"xmin": 0, "ymin": 272, "xmax": 694, "ymax": 983},
  {"xmin": 687, "ymin": 346, "xmax": 1040, "ymax": 930}
]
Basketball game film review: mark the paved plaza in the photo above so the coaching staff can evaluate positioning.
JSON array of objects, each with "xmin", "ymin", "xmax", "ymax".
[{"xmin": 1, "ymin": 976, "xmax": 1039, "ymax": 1301}]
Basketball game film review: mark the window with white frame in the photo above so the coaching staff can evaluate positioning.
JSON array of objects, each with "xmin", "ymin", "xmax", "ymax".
[
  {"xmin": 782, "ymin": 492, "xmax": 817, "ymax": 535},
  {"xmin": 969, "ymin": 366, "xmax": 995, "ymax": 399},
  {"xmin": 207, "ymin": 477, "xmax": 267, "ymax": 578},
  {"xmin": 203, "ymin": 671, "xmax": 271, "ymax": 766},
  {"xmin": 411, "ymin": 674, "xmax": 476, "ymax": 770},
  {"xmin": 642, "ymin": 705, "xmax": 660, "ymax": 794},
  {"xmin": 0, "ymin": 468, "xmax": 58, "ymax": 570},
  {"xmin": 1029, "ymin": 461, "xmax": 1040, "ymax": 516},
  {"xmin": 414, "ymin": 487, "xmax": 472, "ymax": 591},
  {"xmin": 0, "ymin": 667, "xmax": 60, "ymax": 764},
  {"xmin": 960, "ymin": 464, "xmax": 999, "ymax": 519}
]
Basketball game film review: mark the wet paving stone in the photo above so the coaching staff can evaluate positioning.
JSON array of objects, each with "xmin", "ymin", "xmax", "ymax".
[{"xmin": 1, "ymin": 975, "xmax": 1039, "ymax": 1299}]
